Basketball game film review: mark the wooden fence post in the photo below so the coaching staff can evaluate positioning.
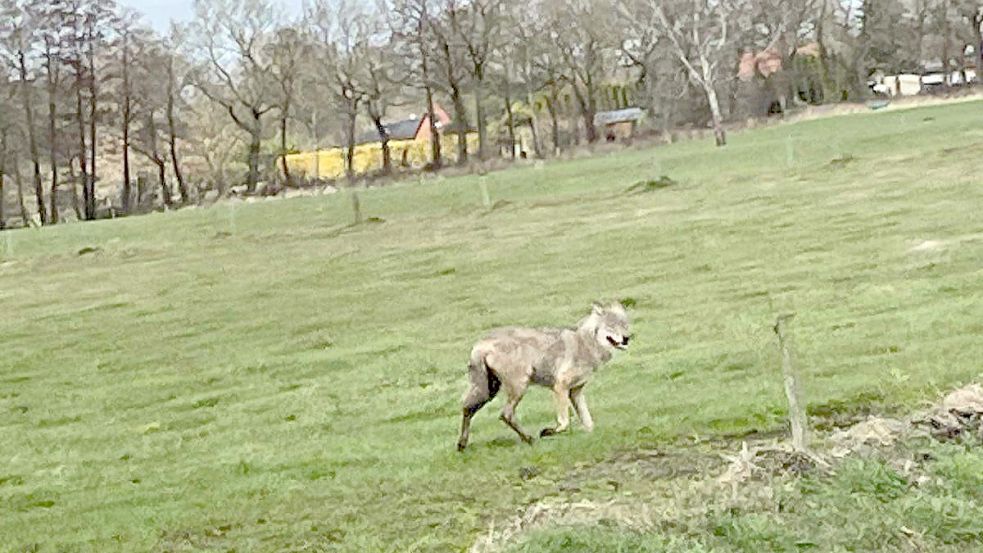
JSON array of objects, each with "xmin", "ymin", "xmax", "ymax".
[{"xmin": 774, "ymin": 313, "xmax": 809, "ymax": 453}]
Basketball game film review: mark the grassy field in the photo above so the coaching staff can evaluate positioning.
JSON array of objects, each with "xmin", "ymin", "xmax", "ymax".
[{"xmin": 2, "ymin": 100, "xmax": 983, "ymax": 552}]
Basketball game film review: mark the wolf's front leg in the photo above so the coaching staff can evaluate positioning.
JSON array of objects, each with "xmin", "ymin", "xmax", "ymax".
[
  {"xmin": 540, "ymin": 386, "xmax": 572, "ymax": 437},
  {"xmin": 570, "ymin": 385, "xmax": 594, "ymax": 432}
]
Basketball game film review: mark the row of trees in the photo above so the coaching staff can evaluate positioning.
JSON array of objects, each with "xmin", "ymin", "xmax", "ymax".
[{"xmin": 1, "ymin": 0, "xmax": 981, "ymax": 229}]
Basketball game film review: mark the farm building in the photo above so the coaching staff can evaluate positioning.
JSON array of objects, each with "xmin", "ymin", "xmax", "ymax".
[
  {"xmin": 283, "ymin": 105, "xmax": 477, "ymax": 180},
  {"xmin": 594, "ymin": 107, "xmax": 644, "ymax": 141}
]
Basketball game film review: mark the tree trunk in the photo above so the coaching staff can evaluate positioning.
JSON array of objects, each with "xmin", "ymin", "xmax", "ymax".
[
  {"xmin": 45, "ymin": 44, "xmax": 59, "ymax": 225},
  {"xmin": 0, "ymin": 130, "xmax": 6, "ymax": 230},
  {"xmin": 585, "ymin": 88, "xmax": 598, "ymax": 143},
  {"xmin": 344, "ymin": 104, "xmax": 357, "ymax": 182},
  {"xmin": 279, "ymin": 107, "xmax": 293, "ymax": 187},
  {"xmin": 504, "ymin": 95, "xmax": 516, "ymax": 160},
  {"xmin": 75, "ymin": 83, "xmax": 90, "ymax": 220},
  {"xmin": 571, "ymin": 86, "xmax": 597, "ymax": 144},
  {"xmin": 451, "ymin": 85, "xmax": 468, "ymax": 165},
  {"xmin": 976, "ymin": 12, "xmax": 983, "ymax": 86},
  {"xmin": 706, "ymin": 85, "xmax": 727, "ymax": 147},
  {"xmin": 942, "ymin": 0, "xmax": 951, "ymax": 88},
  {"xmin": 0, "ymin": 169, "xmax": 5, "ymax": 230},
  {"xmin": 815, "ymin": 1, "xmax": 835, "ymax": 101},
  {"xmin": 371, "ymin": 112, "xmax": 392, "ymax": 175},
  {"xmin": 122, "ymin": 108, "xmax": 131, "ymax": 213},
  {"xmin": 474, "ymin": 70, "xmax": 487, "ymax": 160},
  {"xmin": 438, "ymin": 38, "xmax": 468, "ymax": 165},
  {"xmin": 525, "ymin": 91, "xmax": 543, "ymax": 159},
  {"xmin": 246, "ymin": 112, "xmax": 261, "ymax": 193},
  {"xmin": 69, "ymin": 157, "xmax": 82, "ymax": 220},
  {"xmin": 121, "ymin": 32, "xmax": 131, "ymax": 214},
  {"xmin": 582, "ymin": 108, "xmax": 597, "ymax": 143},
  {"xmin": 166, "ymin": 55, "xmax": 189, "ymax": 203},
  {"xmin": 424, "ymin": 85, "xmax": 442, "ymax": 168},
  {"xmin": 87, "ymin": 40, "xmax": 98, "ymax": 220},
  {"xmin": 157, "ymin": 158, "xmax": 171, "ymax": 207},
  {"xmin": 14, "ymin": 160, "xmax": 30, "ymax": 226},
  {"xmin": 419, "ymin": 37, "xmax": 441, "ymax": 169},
  {"xmin": 546, "ymin": 93, "xmax": 561, "ymax": 155},
  {"xmin": 18, "ymin": 52, "xmax": 48, "ymax": 226}
]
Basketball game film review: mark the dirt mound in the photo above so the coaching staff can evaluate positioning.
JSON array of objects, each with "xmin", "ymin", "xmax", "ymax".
[
  {"xmin": 829, "ymin": 416, "xmax": 909, "ymax": 457},
  {"xmin": 918, "ymin": 383, "xmax": 983, "ymax": 440},
  {"xmin": 827, "ymin": 384, "xmax": 983, "ymax": 457}
]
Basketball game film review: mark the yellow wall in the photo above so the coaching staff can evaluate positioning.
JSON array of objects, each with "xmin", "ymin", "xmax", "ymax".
[{"xmin": 284, "ymin": 134, "xmax": 479, "ymax": 180}]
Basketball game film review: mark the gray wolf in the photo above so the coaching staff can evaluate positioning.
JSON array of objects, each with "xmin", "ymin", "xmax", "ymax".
[{"xmin": 456, "ymin": 301, "xmax": 631, "ymax": 451}]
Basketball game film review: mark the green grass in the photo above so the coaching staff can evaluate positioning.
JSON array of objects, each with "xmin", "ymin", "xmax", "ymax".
[{"xmin": 2, "ymin": 101, "xmax": 983, "ymax": 552}]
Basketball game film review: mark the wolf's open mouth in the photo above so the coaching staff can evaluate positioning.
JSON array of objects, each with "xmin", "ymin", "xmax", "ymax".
[{"xmin": 607, "ymin": 336, "xmax": 627, "ymax": 349}]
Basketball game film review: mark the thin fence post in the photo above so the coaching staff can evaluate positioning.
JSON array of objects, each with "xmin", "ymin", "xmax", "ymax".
[
  {"xmin": 478, "ymin": 176, "xmax": 491, "ymax": 210},
  {"xmin": 351, "ymin": 190, "xmax": 362, "ymax": 225},
  {"xmin": 774, "ymin": 313, "xmax": 808, "ymax": 453}
]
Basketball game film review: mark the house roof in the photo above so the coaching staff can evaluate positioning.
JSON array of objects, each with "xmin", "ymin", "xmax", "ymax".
[
  {"xmin": 354, "ymin": 105, "xmax": 455, "ymax": 145},
  {"xmin": 356, "ymin": 117, "xmax": 423, "ymax": 144},
  {"xmin": 593, "ymin": 107, "xmax": 644, "ymax": 126}
]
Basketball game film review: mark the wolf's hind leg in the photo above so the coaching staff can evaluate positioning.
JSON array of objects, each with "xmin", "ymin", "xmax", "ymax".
[
  {"xmin": 457, "ymin": 362, "xmax": 501, "ymax": 451},
  {"xmin": 540, "ymin": 386, "xmax": 572, "ymax": 437},
  {"xmin": 500, "ymin": 377, "xmax": 533, "ymax": 444}
]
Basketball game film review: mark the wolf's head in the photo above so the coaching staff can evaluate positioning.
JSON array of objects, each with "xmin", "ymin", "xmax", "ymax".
[{"xmin": 581, "ymin": 301, "xmax": 632, "ymax": 351}]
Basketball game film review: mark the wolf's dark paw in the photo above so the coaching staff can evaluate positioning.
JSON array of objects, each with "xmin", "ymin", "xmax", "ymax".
[{"xmin": 540, "ymin": 427, "xmax": 556, "ymax": 437}]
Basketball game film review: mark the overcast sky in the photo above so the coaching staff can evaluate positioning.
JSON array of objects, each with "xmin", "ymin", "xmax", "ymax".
[{"xmin": 119, "ymin": 0, "xmax": 304, "ymax": 31}]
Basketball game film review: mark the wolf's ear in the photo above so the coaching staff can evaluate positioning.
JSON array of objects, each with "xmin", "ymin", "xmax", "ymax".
[{"xmin": 591, "ymin": 301, "xmax": 605, "ymax": 316}]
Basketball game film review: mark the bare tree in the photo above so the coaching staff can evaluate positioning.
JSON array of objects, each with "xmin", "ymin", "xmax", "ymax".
[
  {"xmin": 827, "ymin": 0, "xmax": 873, "ymax": 99},
  {"xmin": 356, "ymin": 13, "xmax": 404, "ymax": 176},
  {"xmin": 625, "ymin": 0, "xmax": 736, "ymax": 146},
  {"xmin": 307, "ymin": 0, "xmax": 368, "ymax": 182},
  {"xmin": 84, "ymin": 0, "xmax": 115, "ymax": 217},
  {"xmin": 61, "ymin": 0, "xmax": 91, "ymax": 219},
  {"xmin": 189, "ymin": 0, "xmax": 278, "ymax": 193},
  {"xmin": 111, "ymin": 9, "xmax": 142, "ymax": 213},
  {"xmin": 544, "ymin": 0, "xmax": 610, "ymax": 144},
  {"xmin": 187, "ymin": 98, "xmax": 243, "ymax": 198},
  {"xmin": 501, "ymin": 0, "xmax": 548, "ymax": 158},
  {"xmin": 35, "ymin": 0, "xmax": 74, "ymax": 223},
  {"xmin": 448, "ymin": 0, "xmax": 501, "ymax": 159},
  {"xmin": 269, "ymin": 25, "xmax": 303, "ymax": 187},
  {"xmin": 131, "ymin": 108, "xmax": 171, "ymax": 208},
  {"xmin": 0, "ymin": 0, "xmax": 48, "ymax": 224},
  {"xmin": 389, "ymin": 0, "xmax": 442, "ymax": 168},
  {"xmin": 165, "ymin": 27, "xmax": 190, "ymax": 203},
  {"xmin": 123, "ymin": 32, "xmax": 175, "ymax": 209},
  {"xmin": 527, "ymin": 23, "xmax": 569, "ymax": 154},
  {"xmin": 429, "ymin": 4, "xmax": 471, "ymax": 164},
  {"xmin": 13, "ymin": 153, "xmax": 31, "ymax": 225},
  {"xmin": 618, "ymin": 3, "xmax": 691, "ymax": 136}
]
